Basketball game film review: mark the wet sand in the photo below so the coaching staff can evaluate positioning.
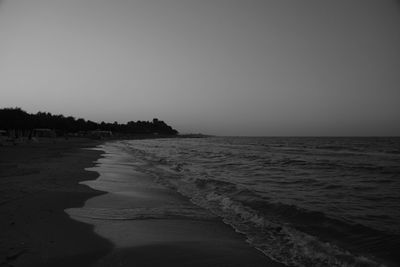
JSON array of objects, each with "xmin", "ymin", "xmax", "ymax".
[
  {"xmin": 1, "ymin": 139, "xmax": 284, "ymax": 266},
  {"xmin": 67, "ymin": 142, "xmax": 285, "ymax": 266}
]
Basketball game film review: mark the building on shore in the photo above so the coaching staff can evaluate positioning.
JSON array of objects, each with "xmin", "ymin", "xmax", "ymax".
[
  {"xmin": 90, "ymin": 130, "xmax": 113, "ymax": 139},
  {"xmin": 32, "ymin": 129, "xmax": 56, "ymax": 138}
]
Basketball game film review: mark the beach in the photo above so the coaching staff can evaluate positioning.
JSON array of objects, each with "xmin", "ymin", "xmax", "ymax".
[
  {"xmin": 0, "ymin": 138, "xmax": 111, "ymax": 266},
  {"xmin": 0, "ymin": 138, "xmax": 283, "ymax": 267}
]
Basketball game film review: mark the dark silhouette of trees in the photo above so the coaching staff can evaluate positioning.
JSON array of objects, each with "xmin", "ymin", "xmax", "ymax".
[{"xmin": 0, "ymin": 107, "xmax": 178, "ymax": 136}]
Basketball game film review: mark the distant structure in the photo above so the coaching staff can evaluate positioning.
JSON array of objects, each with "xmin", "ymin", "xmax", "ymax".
[
  {"xmin": 32, "ymin": 129, "xmax": 56, "ymax": 138},
  {"xmin": 0, "ymin": 130, "xmax": 8, "ymax": 145},
  {"xmin": 90, "ymin": 130, "xmax": 113, "ymax": 139}
]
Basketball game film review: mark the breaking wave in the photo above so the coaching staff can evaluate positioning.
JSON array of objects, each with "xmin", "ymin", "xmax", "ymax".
[{"xmin": 113, "ymin": 137, "xmax": 400, "ymax": 266}]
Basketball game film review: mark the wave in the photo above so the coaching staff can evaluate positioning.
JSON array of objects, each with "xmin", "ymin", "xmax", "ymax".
[
  {"xmin": 120, "ymin": 139, "xmax": 400, "ymax": 266},
  {"xmin": 172, "ymin": 178, "xmax": 388, "ymax": 266},
  {"xmin": 125, "ymin": 161, "xmax": 386, "ymax": 265}
]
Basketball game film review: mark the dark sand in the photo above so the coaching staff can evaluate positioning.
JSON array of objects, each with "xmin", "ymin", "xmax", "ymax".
[
  {"xmin": 1, "ymin": 138, "xmax": 284, "ymax": 267},
  {"xmin": 0, "ymin": 138, "xmax": 111, "ymax": 267}
]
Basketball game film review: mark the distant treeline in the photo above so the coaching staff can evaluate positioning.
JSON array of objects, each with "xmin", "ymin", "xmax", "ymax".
[{"xmin": 0, "ymin": 108, "xmax": 178, "ymax": 136}]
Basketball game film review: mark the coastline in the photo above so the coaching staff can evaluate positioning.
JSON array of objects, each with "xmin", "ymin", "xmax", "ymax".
[
  {"xmin": 67, "ymin": 140, "xmax": 285, "ymax": 267},
  {"xmin": 1, "ymin": 138, "xmax": 284, "ymax": 267},
  {"xmin": 0, "ymin": 138, "xmax": 112, "ymax": 267}
]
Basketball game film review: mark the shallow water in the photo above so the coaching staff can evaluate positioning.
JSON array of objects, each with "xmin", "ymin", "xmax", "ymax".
[
  {"xmin": 66, "ymin": 143, "xmax": 280, "ymax": 267},
  {"xmin": 66, "ymin": 145, "xmax": 217, "ymax": 249},
  {"xmin": 117, "ymin": 137, "xmax": 400, "ymax": 266}
]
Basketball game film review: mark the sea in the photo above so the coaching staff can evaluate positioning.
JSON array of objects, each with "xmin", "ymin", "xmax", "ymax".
[{"xmin": 98, "ymin": 137, "xmax": 400, "ymax": 266}]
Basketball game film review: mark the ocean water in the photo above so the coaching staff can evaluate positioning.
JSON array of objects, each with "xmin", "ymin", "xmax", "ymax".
[{"xmin": 110, "ymin": 137, "xmax": 400, "ymax": 266}]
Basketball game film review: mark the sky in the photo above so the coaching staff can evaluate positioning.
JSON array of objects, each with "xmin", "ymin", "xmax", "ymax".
[{"xmin": 0, "ymin": 0, "xmax": 399, "ymax": 136}]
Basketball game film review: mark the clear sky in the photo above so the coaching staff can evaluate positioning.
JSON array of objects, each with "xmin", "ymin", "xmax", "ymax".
[{"xmin": 0, "ymin": 0, "xmax": 399, "ymax": 136}]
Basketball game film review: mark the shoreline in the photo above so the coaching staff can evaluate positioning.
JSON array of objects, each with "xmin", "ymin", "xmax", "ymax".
[
  {"xmin": 0, "ymin": 138, "xmax": 112, "ymax": 266},
  {"xmin": 1, "ymin": 138, "xmax": 284, "ymax": 266},
  {"xmin": 67, "ymin": 140, "xmax": 285, "ymax": 267}
]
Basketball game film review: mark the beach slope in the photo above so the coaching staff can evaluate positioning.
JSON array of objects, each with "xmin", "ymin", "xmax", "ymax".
[{"xmin": 1, "ymin": 139, "xmax": 284, "ymax": 266}]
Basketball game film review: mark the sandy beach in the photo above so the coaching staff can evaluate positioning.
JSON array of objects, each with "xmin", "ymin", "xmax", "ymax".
[
  {"xmin": 0, "ymin": 139, "xmax": 284, "ymax": 267},
  {"xmin": 0, "ymin": 139, "xmax": 112, "ymax": 266}
]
